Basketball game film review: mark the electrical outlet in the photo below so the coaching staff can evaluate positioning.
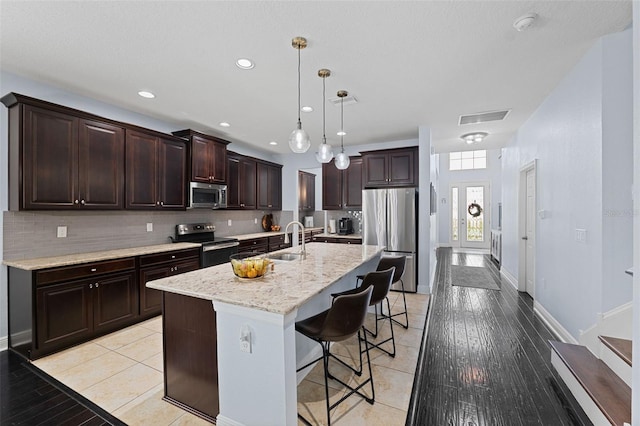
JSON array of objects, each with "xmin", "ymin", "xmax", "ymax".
[
  {"xmin": 240, "ymin": 340, "xmax": 251, "ymax": 353},
  {"xmin": 146, "ymin": 223, "xmax": 153, "ymax": 232},
  {"xmin": 240, "ymin": 325, "xmax": 251, "ymax": 353},
  {"xmin": 228, "ymin": 219, "xmax": 232, "ymax": 227},
  {"xmin": 57, "ymin": 226, "xmax": 67, "ymax": 238},
  {"xmin": 254, "ymin": 218, "xmax": 258, "ymax": 224},
  {"xmin": 575, "ymin": 229, "xmax": 587, "ymax": 243}
]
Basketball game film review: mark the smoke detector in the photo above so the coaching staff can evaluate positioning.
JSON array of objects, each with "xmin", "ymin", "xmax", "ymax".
[{"xmin": 513, "ymin": 13, "xmax": 537, "ymax": 32}]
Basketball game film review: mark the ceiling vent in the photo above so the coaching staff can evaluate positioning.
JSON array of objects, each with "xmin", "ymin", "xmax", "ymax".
[
  {"xmin": 329, "ymin": 94, "xmax": 358, "ymax": 106},
  {"xmin": 459, "ymin": 109, "xmax": 510, "ymax": 125}
]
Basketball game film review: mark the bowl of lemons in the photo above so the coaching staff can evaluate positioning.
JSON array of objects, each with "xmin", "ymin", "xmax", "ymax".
[{"xmin": 230, "ymin": 252, "xmax": 272, "ymax": 280}]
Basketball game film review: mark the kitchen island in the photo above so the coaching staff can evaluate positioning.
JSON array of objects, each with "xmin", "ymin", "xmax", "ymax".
[{"xmin": 147, "ymin": 242, "xmax": 383, "ymax": 425}]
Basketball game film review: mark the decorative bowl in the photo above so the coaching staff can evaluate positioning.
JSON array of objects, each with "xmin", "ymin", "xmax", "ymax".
[
  {"xmin": 271, "ymin": 225, "xmax": 281, "ymax": 231},
  {"xmin": 230, "ymin": 252, "xmax": 272, "ymax": 279}
]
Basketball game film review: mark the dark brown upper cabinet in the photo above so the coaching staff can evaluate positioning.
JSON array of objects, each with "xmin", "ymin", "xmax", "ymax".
[
  {"xmin": 125, "ymin": 129, "xmax": 187, "ymax": 210},
  {"xmin": 257, "ymin": 161, "xmax": 282, "ymax": 210},
  {"xmin": 361, "ymin": 146, "xmax": 418, "ymax": 188},
  {"xmin": 322, "ymin": 156, "xmax": 362, "ymax": 210},
  {"xmin": 227, "ymin": 152, "xmax": 257, "ymax": 209},
  {"xmin": 172, "ymin": 129, "xmax": 229, "ymax": 184},
  {"xmin": 1, "ymin": 94, "xmax": 125, "ymax": 210},
  {"xmin": 298, "ymin": 170, "xmax": 315, "ymax": 211}
]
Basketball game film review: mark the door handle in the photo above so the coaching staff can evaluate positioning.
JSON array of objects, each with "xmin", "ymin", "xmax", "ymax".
[{"xmin": 522, "ymin": 236, "xmax": 528, "ymax": 240}]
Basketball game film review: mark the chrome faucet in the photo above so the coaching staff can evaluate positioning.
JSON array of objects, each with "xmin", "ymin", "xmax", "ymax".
[{"xmin": 284, "ymin": 221, "xmax": 306, "ymax": 258}]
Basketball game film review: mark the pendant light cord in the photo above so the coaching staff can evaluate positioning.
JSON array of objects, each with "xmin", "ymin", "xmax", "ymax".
[
  {"xmin": 322, "ymin": 75, "xmax": 326, "ymax": 143},
  {"xmin": 340, "ymin": 96, "xmax": 344, "ymax": 153},
  {"xmin": 297, "ymin": 44, "xmax": 302, "ymax": 124}
]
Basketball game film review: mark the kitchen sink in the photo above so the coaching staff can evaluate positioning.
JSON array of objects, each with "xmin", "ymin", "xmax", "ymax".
[{"xmin": 268, "ymin": 252, "xmax": 305, "ymax": 261}]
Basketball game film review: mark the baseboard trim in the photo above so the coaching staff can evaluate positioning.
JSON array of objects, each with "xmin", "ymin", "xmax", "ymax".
[
  {"xmin": 500, "ymin": 268, "xmax": 518, "ymax": 291},
  {"xmin": 216, "ymin": 414, "xmax": 245, "ymax": 426},
  {"xmin": 0, "ymin": 335, "xmax": 7, "ymax": 352},
  {"xmin": 534, "ymin": 301, "xmax": 578, "ymax": 345}
]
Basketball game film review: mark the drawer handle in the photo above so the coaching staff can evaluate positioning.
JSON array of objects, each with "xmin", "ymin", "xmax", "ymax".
[
  {"xmin": 90, "ymin": 268, "xmax": 97, "ymax": 272},
  {"xmin": 89, "ymin": 283, "xmax": 93, "ymax": 289},
  {"xmin": 95, "ymin": 283, "xmax": 99, "ymax": 288},
  {"xmin": 171, "ymin": 255, "xmax": 176, "ymax": 259}
]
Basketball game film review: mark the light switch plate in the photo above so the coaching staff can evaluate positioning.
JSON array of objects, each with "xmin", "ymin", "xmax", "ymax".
[
  {"xmin": 57, "ymin": 226, "xmax": 67, "ymax": 238},
  {"xmin": 228, "ymin": 219, "xmax": 232, "ymax": 227}
]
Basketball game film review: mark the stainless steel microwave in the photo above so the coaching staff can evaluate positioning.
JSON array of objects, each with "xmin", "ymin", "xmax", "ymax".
[{"xmin": 189, "ymin": 182, "xmax": 227, "ymax": 209}]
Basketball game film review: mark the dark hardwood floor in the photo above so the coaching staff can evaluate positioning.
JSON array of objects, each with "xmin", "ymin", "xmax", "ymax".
[
  {"xmin": 0, "ymin": 349, "xmax": 125, "ymax": 426},
  {"xmin": 408, "ymin": 248, "xmax": 592, "ymax": 426}
]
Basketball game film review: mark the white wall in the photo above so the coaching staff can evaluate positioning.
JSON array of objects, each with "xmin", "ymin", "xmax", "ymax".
[
  {"xmin": 501, "ymin": 28, "xmax": 633, "ymax": 340},
  {"xmin": 437, "ymin": 149, "xmax": 502, "ymax": 246}
]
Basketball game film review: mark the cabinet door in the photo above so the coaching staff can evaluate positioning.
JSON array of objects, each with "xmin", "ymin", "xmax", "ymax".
[
  {"xmin": 388, "ymin": 149, "xmax": 416, "ymax": 186},
  {"xmin": 23, "ymin": 105, "xmax": 78, "ymax": 209},
  {"xmin": 126, "ymin": 130, "xmax": 158, "ymax": 208},
  {"xmin": 140, "ymin": 265, "xmax": 170, "ymax": 318},
  {"xmin": 226, "ymin": 156, "xmax": 241, "ymax": 208},
  {"xmin": 269, "ymin": 165, "xmax": 282, "ymax": 210},
  {"xmin": 78, "ymin": 119, "xmax": 124, "ymax": 209},
  {"xmin": 238, "ymin": 157, "xmax": 256, "ymax": 209},
  {"xmin": 298, "ymin": 171, "xmax": 315, "ymax": 211},
  {"xmin": 257, "ymin": 162, "xmax": 271, "ymax": 210},
  {"xmin": 362, "ymin": 153, "xmax": 388, "ymax": 188},
  {"xmin": 211, "ymin": 140, "xmax": 227, "ymax": 183},
  {"xmin": 36, "ymin": 280, "xmax": 93, "ymax": 351},
  {"xmin": 93, "ymin": 272, "xmax": 137, "ymax": 333},
  {"xmin": 322, "ymin": 162, "xmax": 343, "ymax": 210},
  {"xmin": 343, "ymin": 157, "xmax": 363, "ymax": 209},
  {"xmin": 158, "ymin": 138, "xmax": 187, "ymax": 209},
  {"xmin": 191, "ymin": 135, "xmax": 212, "ymax": 183}
]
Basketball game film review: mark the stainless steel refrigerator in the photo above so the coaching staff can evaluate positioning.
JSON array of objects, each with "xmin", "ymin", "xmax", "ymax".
[{"xmin": 362, "ymin": 188, "xmax": 418, "ymax": 292}]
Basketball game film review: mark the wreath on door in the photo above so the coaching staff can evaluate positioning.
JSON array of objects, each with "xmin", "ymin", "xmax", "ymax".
[{"xmin": 467, "ymin": 202, "xmax": 483, "ymax": 217}]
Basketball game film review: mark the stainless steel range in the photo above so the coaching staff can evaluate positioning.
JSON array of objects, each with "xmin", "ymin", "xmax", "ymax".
[{"xmin": 171, "ymin": 223, "xmax": 239, "ymax": 268}]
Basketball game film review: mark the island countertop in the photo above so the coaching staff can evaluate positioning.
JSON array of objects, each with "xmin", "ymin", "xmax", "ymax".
[{"xmin": 147, "ymin": 242, "xmax": 384, "ymax": 315}]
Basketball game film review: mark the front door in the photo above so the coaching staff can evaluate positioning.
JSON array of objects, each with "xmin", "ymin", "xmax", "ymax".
[{"xmin": 451, "ymin": 183, "xmax": 490, "ymax": 250}]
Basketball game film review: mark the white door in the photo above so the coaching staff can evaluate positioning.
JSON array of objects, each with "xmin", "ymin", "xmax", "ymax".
[
  {"xmin": 451, "ymin": 183, "xmax": 490, "ymax": 249},
  {"xmin": 524, "ymin": 169, "xmax": 536, "ymax": 296}
]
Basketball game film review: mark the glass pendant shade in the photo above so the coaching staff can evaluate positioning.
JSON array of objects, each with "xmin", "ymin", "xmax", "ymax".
[
  {"xmin": 316, "ymin": 141, "xmax": 334, "ymax": 163},
  {"xmin": 334, "ymin": 152, "xmax": 350, "ymax": 170},
  {"xmin": 289, "ymin": 121, "xmax": 311, "ymax": 153}
]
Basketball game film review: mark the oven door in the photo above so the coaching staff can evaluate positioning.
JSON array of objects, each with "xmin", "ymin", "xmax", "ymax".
[{"xmin": 201, "ymin": 241, "xmax": 239, "ymax": 267}]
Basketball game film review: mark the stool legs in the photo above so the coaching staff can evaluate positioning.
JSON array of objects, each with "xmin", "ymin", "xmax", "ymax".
[
  {"xmin": 364, "ymin": 297, "xmax": 396, "ymax": 357},
  {"xmin": 388, "ymin": 279, "xmax": 409, "ymax": 329}
]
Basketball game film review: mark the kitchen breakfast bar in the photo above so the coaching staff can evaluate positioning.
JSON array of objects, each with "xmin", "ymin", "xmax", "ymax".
[{"xmin": 147, "ymin": 242, "xmax": 383, "ymax": 426}]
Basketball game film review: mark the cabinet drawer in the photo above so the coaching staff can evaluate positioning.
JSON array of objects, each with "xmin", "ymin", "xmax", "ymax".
[
  {"xmin": 341, "ymin": 238, "xmax": 362, "ymax": 245},
  {"xmin": 36, "ymin": 258, "xmax": 135, "ymax": 286},
  {"xmin": 139, "ymin": 248, "xmax": 201, "ymax": 268},
  {"xmin": 238, "ymin": 238, "xmax": 268, "ymax": 253}
]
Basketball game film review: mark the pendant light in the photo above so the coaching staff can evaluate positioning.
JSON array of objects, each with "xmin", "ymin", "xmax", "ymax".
[
  {"xmin": 315, "ymin": 69, "xmax": 334, "ymax": 163},
  {"xmin": 289, "ymin": 37, "xmax": 311, "ymax": 153},
  {"xmin": 334, "ymin": 90, "xmax": 350, "ymax": 170}
]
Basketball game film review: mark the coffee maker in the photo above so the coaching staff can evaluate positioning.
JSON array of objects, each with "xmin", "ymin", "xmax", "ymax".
[{"xmin": 338, "ymin": 217, "xmax": 353, "ymax": 235}]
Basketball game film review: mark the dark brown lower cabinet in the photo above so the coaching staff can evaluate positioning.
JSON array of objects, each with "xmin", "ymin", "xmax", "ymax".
[
  {"xmin": 163, "ymin": 292, "xmax": 219, "ymax": 422},
  {"xmin": 35, "ymin": 271, "xmax": 137, "ymax": 355}
]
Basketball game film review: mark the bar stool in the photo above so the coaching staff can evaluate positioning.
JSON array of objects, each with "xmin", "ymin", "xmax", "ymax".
[
  {"xmin": 295, "ymin": 285, "xmax": 375, "ymax": 426},
  {"xmin": 377, "ymin": 256, "xmax": 409, "ymax": 330},
  {"xmin": 333, "ymin": 267, "xmax": 397, "ymax": 369}
]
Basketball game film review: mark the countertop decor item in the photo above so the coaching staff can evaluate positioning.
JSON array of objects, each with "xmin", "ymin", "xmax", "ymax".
[
  {"xmin": 261, "ymin": 213, "xmax": 273, "ymax": 231},
  {"xmin": 230, "ymin": 252, "xmax": 271, "ymax": 279}
]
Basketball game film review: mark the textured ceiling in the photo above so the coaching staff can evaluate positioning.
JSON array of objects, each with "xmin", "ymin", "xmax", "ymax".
[{"xmin": 0, "ymin": 1, "xmax": 632, "ymax": 154}]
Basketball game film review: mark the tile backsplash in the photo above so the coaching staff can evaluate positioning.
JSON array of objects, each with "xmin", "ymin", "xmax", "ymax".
[{"xmin": 3, "ymin": 210, "xmax": 294, "ymax": 260}]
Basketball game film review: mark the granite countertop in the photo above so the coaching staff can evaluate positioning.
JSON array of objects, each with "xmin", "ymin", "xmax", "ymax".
[
  {"xmin": 3, "ymin": 242, "xmax": 201, "ymax": 271},
  {"xmin": 147, "ymin": 242, "xmax": 383, "ymax": 315},
  {"xmin": 313, "ymin": 233, "xmax": 362, "ymax": 239},
  {"xmin": 230, "ymin": 227, "xmax": 325, "ymax": 241}
]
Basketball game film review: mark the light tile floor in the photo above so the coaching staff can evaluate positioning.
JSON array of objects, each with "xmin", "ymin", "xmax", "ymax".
[{"xmin": 33, "ymin": 292, "xmax": 430, "ymax": 426}]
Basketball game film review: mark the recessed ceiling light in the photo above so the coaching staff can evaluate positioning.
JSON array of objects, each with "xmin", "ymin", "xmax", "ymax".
[
  {"xmin": 513, "ymin": 13, "xmax": 537, "ymax": 32},
  {"xmin": 301, "ymin": 106, "xmax": 313, "ymax": 113},
  {"xmin": 269, "ymin": 141, "xmax": 278, "ymax": 146},
  {"xmin": 138, "ymin": 91, "xmax": 155, "ymax": 99},
  {"xmin": 236, "ymin": 58, "xmax": 254, "ymax": 69},
  {"xmin": 337, "ymin": 130, "xmax": 346, "ymax": 136},
  {"xmin": 219, "ymin": 122, "xmax": 230, "ymax": 127}
]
